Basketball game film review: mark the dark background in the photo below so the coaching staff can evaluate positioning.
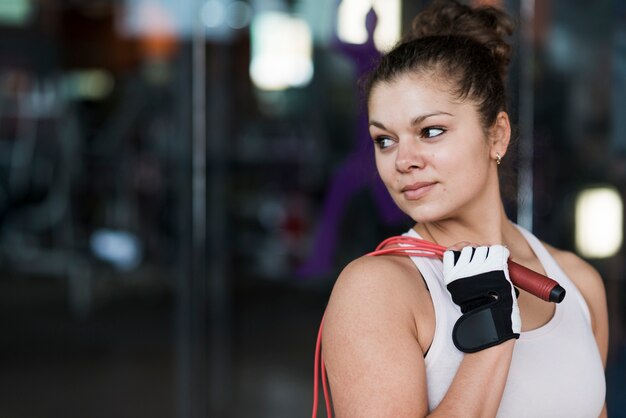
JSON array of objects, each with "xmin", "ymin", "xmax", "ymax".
[{"xmin": 0, "ymin": 0, "xmax": 625, "ymax": 417}]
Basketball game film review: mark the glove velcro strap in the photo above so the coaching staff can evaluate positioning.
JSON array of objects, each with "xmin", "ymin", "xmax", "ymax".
[
  {"xmin": 447, "ymin": 271, "xmax": 519, "ymax": 353},
  {"xmin": 451, "ymin": 306, "xmax": 520, "ymax": 353}
]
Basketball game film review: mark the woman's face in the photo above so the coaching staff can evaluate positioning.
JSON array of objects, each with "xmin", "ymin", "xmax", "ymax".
[{"xmin": 368, "ymin": 73, "xmax": 499, "ymax": 223}]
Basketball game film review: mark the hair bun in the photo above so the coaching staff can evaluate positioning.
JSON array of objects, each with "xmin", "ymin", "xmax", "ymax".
[{"xmin": 407, "ymin": 0, "xmax": 515, "ymax": 78}]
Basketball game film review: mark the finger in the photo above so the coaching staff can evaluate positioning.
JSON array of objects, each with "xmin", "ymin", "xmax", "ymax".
[
  {"xmin": 472, "ymin": 246, "xmax": 489, "ymax": 263},
  {"xmin": 443, "ymin": 250, "xmax": 456, "ymax": 273},
  {"xmin": 485, "ymin": 245, "xmax": 510, "ymax": 266},
  {"xmin": 457, "ymin": 246, "xmax": 474, "ymax": 266}
]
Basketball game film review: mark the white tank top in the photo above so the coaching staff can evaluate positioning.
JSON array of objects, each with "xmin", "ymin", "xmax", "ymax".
[{"xmin": 405, "ymin": 225, "xmax": 605, "ymax": 417}]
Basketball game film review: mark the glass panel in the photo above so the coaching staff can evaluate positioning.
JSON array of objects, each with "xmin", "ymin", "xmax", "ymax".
[
  {"xmin": 530, "ymin": 0, "xmax": 625, "ymax": 413},
  {"xmin": 0, "ymin": 1, "xmax": 196, "ymax": 417}
]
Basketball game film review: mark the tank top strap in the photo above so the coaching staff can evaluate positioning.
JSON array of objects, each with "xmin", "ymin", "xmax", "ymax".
[
  {"xmin": 402, "ymin": 229, "xmax": 461, "ymax": 363},
  {"xmin": 402, "ymin": 229, "xmax": 448, "ymax": 300}
]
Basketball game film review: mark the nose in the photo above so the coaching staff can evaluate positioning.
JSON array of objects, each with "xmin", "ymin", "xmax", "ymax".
[{"xmin": 395, "ymin": 139, "xmax": 424, "ymax": 173}]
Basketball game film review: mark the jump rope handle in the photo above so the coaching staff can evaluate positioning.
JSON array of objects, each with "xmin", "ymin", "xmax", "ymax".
[{"xmin": 508, "ymin": 260, "xmax": 566, "ymax": 303}]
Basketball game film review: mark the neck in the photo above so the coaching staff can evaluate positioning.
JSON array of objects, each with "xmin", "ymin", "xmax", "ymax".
[{"xmin": 415, "ymin": 197, "xmax": 517, "ymax": 248}]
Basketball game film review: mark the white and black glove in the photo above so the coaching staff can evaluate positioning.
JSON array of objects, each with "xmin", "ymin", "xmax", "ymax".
[{"xmin": 443, "ymin": 245, "xmax": 521, "ymax": 353}]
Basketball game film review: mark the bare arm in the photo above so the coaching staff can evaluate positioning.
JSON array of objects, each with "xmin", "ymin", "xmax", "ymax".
[{"xmin": 322, "ymin": 256, "xmax": 515, "ymax": 418}]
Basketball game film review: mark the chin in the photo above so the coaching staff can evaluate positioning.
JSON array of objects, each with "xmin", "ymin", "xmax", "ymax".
[{"xmin": 397, "ymin": 203, "xmax": 448, "ymax": 224}]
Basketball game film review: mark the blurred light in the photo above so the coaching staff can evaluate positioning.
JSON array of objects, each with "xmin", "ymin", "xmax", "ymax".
[
  {"xmin": 0, "ymin": 0, "xmax": 32, "ymax": 25},
  {"xmin": 90, "ymin": 229, "xmax": 143, "ymax": 271},
  {"xmin": 337, "ymin": 0, "xmax": 401, "ymax": 51},
  {"xmin": 226, "ymin": 1, "xmax": 251, "ymax": 29},
  {"xmin": 137, "ymin": 0, "xmax": 177, "ymax": 36},
  {"xmin": 337, "ymin": 0, "xmax": 370, "ymax": 44},
  {"xmin": 258, "ymin": 199, "xmax": 286, "ymax": 229},
  {"xmin": 201, "ymin": 0, "xmax": 225, "ymax": 28},
  {"xmin": 118, "ymin": 0, "xmax": 186, "ymax": 38},
  {"xmin": 118, "ymin": 0, "xmax": 234, "ymax": 42},
  {"xmin": 575, "ymin": 186, "xmax": 623, "ymax": 258},
  {"xmin": 134, "ymin": 0, "xmax": 179, "ymax": 60},
  {"xmin": 547, "ymin": 26, "xmax": 574, "ymax": 71},
  {"xmin": 250, "ymin": 12, "xmax": 313, "ymax": 91},
  {"xmin": 64, "ymin": 70, "xmax": 115, "ymax": 100},
  {"xmin": 371, "ymin": 0, "xmax": 401, "ymax": 51}
]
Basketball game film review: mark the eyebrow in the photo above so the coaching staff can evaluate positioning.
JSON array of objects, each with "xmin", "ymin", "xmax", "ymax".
[{"xmin": 369, "ymin": 111, "xmax": 453, "ymax": 130}]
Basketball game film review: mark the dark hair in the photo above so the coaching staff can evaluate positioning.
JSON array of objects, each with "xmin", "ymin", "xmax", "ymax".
[{"xmin": 363, "ymin": 0, "xmax": 515, "ymax": 132}]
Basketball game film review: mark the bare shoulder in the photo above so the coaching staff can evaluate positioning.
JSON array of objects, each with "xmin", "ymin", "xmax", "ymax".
[
  {"xmin": 325, "ymin": 255, "xmax": 427, "ymax": 336},
  {"xmin": 543, "ymin": 242, "xmax": 604, "ymax": 296},
  {"xmin": 543, "ymin": 242, "xmax": 607, "ymax": 331},
  {"xmin": 322, "ymin": 255, "xmax": 431, "ymax": 416},
  {"xmin": 329, "ymin": 254, "xmax": 425, "ymax": 300}
]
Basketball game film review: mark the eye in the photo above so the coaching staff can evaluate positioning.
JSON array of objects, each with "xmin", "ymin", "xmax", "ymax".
[
  {"xmin": 373, "ymin": 136, "xmax": 395, "ymax": 150},
  {"xmin": 421, "ymin": 127, "xmax": 446, "ymax": 139}
]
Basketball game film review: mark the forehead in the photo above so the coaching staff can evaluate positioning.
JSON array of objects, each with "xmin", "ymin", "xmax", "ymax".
[
  {"xmin": 367, "ymin": 73, "xmax": 484, "ymax": 129},
  {"xmin": 368, "ymin": 73, "xmax": 463, "ymax": 112}
]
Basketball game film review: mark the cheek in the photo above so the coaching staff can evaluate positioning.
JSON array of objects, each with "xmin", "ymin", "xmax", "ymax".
[
  {"xmin": 441, "ymin": 140, "xmax": 487, "ymax": 173},
  {"xmin": 433, "ymin": 152, "xmax": 458, "ymax": 178}
]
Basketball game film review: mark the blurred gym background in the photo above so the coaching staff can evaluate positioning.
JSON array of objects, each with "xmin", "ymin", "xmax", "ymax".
[{"xmin": 0, "ymin": 0, "xmax": 624, "ymax": 416}]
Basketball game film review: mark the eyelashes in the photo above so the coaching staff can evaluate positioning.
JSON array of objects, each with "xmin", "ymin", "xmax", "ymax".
[
  {"xmin": 373, "ymin": 136, "xmax": 395, "ymax": 149},
  {"xmin": 422, "ymin": 127, "xmax": 446, "ymax": 138},
  {"xmin": 372, "ymin": 126, "xmax": 447, "ymax": 150}
]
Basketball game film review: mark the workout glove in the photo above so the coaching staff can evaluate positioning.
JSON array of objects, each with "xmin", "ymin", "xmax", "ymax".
[{"xmin": 443, "ymin": 245, "xmax": 521, "ymax": 353}]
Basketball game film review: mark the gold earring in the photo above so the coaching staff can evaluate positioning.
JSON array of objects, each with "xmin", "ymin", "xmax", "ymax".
[{"xmin": 496, "ymin": 152, "xmax": 502, "ymax": 165}]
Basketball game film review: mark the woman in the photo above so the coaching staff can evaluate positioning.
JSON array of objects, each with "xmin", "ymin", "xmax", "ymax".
[{"xmin": 321, "ymin": 1, "xmax": 608, "ymax": 416}]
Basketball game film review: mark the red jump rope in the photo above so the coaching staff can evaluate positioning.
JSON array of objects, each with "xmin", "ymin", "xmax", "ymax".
[{"xmin": 312, "ymin": 235, "xmax": 566, "ymax": 418}]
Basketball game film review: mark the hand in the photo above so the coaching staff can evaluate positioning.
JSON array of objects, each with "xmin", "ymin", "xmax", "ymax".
[{"xmin": 443, "ymin": 245, "xmax": 521, "ymax": 353}]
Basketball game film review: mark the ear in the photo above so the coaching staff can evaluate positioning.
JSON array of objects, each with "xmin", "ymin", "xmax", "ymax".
[{"xmin": 489, "ymin": 111, "xmax": 511, "ymax": 160}]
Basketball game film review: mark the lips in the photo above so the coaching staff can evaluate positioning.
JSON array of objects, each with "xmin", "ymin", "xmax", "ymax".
[{"xmin": 401, "ymin": 181, "xmax": 437, "ymax": 200}]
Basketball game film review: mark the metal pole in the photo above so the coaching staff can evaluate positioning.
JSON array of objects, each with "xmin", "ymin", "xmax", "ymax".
[
  {"xmin": 175, "ymin": 34, "xmax": 193, "ymax": 418},
  {"xmin": 191, "ymin": 0, "xmax": 209, "ymax": 416},
  {"xmin": 206, "ymin": 38, "xmax": 232, "ymax": 418},
  {"xmin": 517, "ymin": 0, "xmax": 535, "ymax": 230}
]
